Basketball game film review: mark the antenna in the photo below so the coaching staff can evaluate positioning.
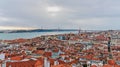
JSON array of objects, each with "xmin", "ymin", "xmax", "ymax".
[
  {"xmin": 41, "ymin": 26, "xmax": 43, "ymax": 30},
  {"xmin": 57, "ymin": 27, "xmax": 60, "ymax": 31},
  {"xmin": 78, "ymin": 27, "xmax": 81, "ymax": 34}
]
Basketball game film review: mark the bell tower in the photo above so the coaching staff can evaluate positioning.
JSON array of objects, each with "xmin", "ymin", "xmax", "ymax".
[{"xmin": 108, "ymin": 37, "xmax": 112, "ymax": 59}]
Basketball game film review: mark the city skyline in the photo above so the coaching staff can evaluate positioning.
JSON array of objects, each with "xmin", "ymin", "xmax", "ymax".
[{"xmin": 0, "ymin": 0, "xmax": 120, "ymax": 30}]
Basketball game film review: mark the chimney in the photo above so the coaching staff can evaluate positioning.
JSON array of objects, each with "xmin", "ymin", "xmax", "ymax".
[
  {"xmin": 2, "ymin": 62, "xmax": 6, "ymax": 67},
  {"xmin": 44, "ymin": 57, "xmax": 50, "ymax": 67},
  {"xmin": 54, "ymin": 60, "xmax": 59, "ymax": 66},
  {"xmin": 47, "ymin": 61, "xmax": 50, "ymax": 67},
  {"xmin": 72, "ymin": 64, "xmax": 76, "ymax": 67},
  {"xmin": 44, "ymin": 57, "xmax": 47, "ymax": 67}
]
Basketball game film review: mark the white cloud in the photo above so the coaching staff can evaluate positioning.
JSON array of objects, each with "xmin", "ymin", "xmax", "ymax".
[
  {"xmin": 0, "ymin": 26, "xmax": 37, "ymax": 30},
  {"xmin": 69, "ymin": 18, "xmax": 107, "ymax": 26},
  {"xmin": 0, "ymin": 16, "xmax": 10, "ymax": 22}
]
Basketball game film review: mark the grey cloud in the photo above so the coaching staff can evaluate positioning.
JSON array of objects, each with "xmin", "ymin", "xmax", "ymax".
[{"xmin": 0, "ymin": 0, "xmax": 120, "ymax": 30}]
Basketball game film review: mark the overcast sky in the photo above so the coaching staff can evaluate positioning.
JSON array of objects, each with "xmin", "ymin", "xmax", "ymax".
[{"xmin": 0, "ymin": 0, "xmax": 120, "ymax": 30}]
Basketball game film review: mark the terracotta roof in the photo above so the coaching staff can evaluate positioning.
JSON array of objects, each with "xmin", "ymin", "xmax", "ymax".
[
  {"xmin": 48, "ymin": 58, "xmax": 55, "ymax": 65},
  {"xmin": 90, "ymin": 65, "xmax": 97, "ymax": 67},
  {"xmin": 6, "ymin": 60, "xmax": 36, "ymax": 67},
  {"xmin": 58, "ymin": 60, "xmax": 65, "ymax": 64},
  {"xmin": 34, "ymin": 60, "xmax": 43, "ymax": 67},
  {"xmin": 44, "ymin": 52, "xmax": 52, "ymax": 57},
  {"xmin": 103, "ymin": 64, "xmax": 113, "ymax": 67},
  {"xmin": 108, "ymin": 59, "xmax": 116, "ymax": 65},
  {"xmin": 11, "ymin": 56, "xmax": 23, "ymax": 60}
]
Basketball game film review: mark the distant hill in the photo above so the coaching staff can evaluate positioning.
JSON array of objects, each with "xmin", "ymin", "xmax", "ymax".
[{"xmin": 0, "ymin": 29, "xmax": 78, "ymax": 33}]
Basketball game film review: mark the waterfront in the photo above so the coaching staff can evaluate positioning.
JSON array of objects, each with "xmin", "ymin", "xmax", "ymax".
[{"xmin": 0, "ymin": 31, "xmax": 77, "ymax": 40}]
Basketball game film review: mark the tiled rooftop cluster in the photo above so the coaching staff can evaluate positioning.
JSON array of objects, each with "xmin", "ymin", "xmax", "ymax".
[{"xmin": 0, "ymin": 30, "xmax": 120, "ymax": 67}]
